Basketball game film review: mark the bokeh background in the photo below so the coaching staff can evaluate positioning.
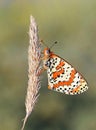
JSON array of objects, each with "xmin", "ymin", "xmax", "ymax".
[{"xmin": 0, "ymin": 0, "xmax": 96, "ymax": 130}]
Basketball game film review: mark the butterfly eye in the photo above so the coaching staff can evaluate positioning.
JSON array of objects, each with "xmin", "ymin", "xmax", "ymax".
[{"xmin": 46, "ymin": 49, "xmax": 50, "ymax": 54}]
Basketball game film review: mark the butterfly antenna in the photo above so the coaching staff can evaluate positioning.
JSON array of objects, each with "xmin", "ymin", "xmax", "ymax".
[
  {"xmin": 40, "ymin": 39, "xmax": 48, "ymax": 47},
  {"xmin": 50, "ymin": 41, "xmax": 57, "ymax": 49}
]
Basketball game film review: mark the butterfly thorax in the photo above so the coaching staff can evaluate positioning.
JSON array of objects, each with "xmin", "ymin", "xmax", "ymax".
[{"xmin": 43, "ymin": 48, "xmax": 53, "ymax": 69}]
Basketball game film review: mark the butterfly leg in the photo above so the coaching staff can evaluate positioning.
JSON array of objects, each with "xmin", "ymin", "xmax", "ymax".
[
  {"xmin": 36, "ymin": 67, "xmax": 46, "ymax": 76},
  {"xmin": 36, "ymin": 57, "xmax": 46, "ymax": 76}
]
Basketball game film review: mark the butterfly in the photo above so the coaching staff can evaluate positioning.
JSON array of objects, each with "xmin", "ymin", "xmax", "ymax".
[{"xmin": 42, "ymin": 43, "xmax": 88, "ymax": 95}]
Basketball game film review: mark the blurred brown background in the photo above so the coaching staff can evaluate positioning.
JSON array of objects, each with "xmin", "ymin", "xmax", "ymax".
[{"xmin": 0, "ymin": 0, "xmax": 96, "ymax": 130}]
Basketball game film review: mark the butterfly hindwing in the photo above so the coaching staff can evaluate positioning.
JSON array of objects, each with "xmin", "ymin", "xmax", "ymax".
[{"xmin": 47, "ymin": 54, "xmax": 88, "ymax": 95}]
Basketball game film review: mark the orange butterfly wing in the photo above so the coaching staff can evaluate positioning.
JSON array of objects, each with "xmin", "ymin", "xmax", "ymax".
[{"xmin": 47, "ymin": 53, "xmax": 88, "ymax": 95}]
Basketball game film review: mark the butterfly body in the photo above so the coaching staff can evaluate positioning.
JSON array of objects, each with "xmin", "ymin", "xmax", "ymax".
[{"xmin": 43, "ymin": 47, "xmax": 88, "ymax": 95}]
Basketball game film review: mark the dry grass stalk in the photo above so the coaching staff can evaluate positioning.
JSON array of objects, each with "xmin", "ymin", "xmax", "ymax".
[{"xmin": 21, "ymin": 16, "xmax": 41, "ymax": 130}]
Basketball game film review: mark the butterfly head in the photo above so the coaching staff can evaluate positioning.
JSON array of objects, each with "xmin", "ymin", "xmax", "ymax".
[
  {"xmin": 43, "ymin": 47, "xmax": 51, "ymax": 57},
  {"xmin": 42, "ymin": 41, "xmax": 57, "ymax": 57}
]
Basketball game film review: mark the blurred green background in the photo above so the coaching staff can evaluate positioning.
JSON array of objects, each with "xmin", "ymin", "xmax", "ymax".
[{"xmin": 0, "ymin": 0, "xmax": 96, "ymax": 130}]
